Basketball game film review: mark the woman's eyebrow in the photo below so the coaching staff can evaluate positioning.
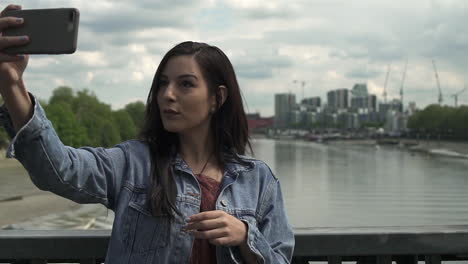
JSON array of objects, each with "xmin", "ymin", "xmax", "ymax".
[
  {"xmin": 177, "ymin": 74, "xmax": 198, "ymax": 80},
  {"xmin": 160, "ymin": 74, "xmax": 198, "ymax": 80}
]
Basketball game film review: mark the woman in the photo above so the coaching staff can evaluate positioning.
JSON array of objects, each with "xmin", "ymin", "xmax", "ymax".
[{"xmin": 0, "ymin": 4, "xmax": 294, "ymax": 263}]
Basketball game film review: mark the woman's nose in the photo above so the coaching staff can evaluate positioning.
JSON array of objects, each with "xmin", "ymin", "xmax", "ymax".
[{"xmin": 162, "ymin": 83, "xmax": 176, "ymax": 101}]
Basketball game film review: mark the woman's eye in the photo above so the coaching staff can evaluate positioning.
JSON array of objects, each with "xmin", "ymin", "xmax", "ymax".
[
  {"xmin": 158, "ymin": 80, "xmax": 168, "ymax": 87},
  {"xmin": 181, "ymin": 80, "xmax": 193, "ymax": 88}
]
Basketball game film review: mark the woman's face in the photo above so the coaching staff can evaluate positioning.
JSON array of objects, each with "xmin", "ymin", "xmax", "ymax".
[{"xmin": 156, "ymin": 55, "xmax": 215, "ymax": 134}]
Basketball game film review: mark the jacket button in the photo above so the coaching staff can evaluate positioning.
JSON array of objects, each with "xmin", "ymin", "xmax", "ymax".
[{"xmin": 220, "ymin": 200, "xmax": 227, "ymax": 207}]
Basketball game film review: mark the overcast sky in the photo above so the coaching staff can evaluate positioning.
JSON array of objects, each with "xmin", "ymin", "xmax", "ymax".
[{"xmin": 11, "ymin": 0, "xmax": 468, "ymax": 116}]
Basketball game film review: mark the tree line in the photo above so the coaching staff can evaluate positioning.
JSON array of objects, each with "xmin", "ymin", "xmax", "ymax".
[
  {"xmin": 0, "ymin": 86, "xmax": 146, "ymax": 149},
  {"xmin": 407, "ymin": 104, "xmax": 468, "ymax": 140}
]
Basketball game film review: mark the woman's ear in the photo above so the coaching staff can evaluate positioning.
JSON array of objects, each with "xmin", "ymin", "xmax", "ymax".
[
  {"xmin": 218, "ymin": 85, "xmax": 228, "ymax": 107},
  {"xmin": 210, "ymin": 85, "xmax": 228, "ymax": 114}
]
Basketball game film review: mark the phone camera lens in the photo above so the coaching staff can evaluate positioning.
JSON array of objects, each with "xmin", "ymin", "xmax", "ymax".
[{"xmin": 69, "ymin": 11, "xmax": 75, "ymax": 22}]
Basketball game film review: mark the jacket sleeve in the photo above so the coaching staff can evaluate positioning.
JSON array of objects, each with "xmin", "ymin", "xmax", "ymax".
[
  {"xmin": 228, "ymin": 173, "xmax": 295, "ymax": 263},
  {"xmin": 0, "ymin": 93, "xmax": 127, "ymax": 211}
]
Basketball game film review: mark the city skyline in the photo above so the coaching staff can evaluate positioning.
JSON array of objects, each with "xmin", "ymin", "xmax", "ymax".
[
  {"xmin": 10, "ymin": 0, "xmax": 468, "ymax": 116},
  {"xmin": 270, "ymin": 83, "xmax": 411, "ymax": 116}
]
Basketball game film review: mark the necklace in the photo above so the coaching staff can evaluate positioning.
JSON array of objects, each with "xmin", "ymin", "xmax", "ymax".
[{"xmin": 196, "ymin": 153, "xmax": 212, "ymax": 176}]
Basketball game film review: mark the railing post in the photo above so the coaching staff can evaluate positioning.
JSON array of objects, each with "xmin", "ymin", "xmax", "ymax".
[
  {"xmin": 425, "ymin": 255, "xmax": 441, "ymax": 264},
  {"xmin": 31, "ymin": 260, "xmax": 47, "ymax": 264},
  {"xmin": 291, "ymin": 256, "xmax": 309, "ymax": 263},
  {"xmin": 80, "ymin": 259, "xmax": 98, "ymax": 264},
  {"xmin": 357, "ymin": 256, "xmax": 375, "ymax": 263},
  {"xmin": 376, "ymin": 255, "xmax": 392, "ymax": 264},
  {"xmin": 327, "ymin": 256, "xmax": 342, "ymax": 264},
  {"xmin": 394, "ymin": 255, "xmax": 418, "ymax": 264}
]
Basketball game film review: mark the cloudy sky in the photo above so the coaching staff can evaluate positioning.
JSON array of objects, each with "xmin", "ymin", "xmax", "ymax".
[{"xmin": 10, "ymin": 0, "xmax": 468, "ymax": 116}]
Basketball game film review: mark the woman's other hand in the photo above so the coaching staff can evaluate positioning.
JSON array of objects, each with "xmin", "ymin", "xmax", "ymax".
[
  {"xmin": 0, "ymin": 4, "xmax": 30, "ymax": 92},
  {"xmin": 186, "ymin": 210, "xmax": 259, "ymax": 262},
  {"xmin": 185, "ymin": 210, "xmax": 248, "ymax": 246}
]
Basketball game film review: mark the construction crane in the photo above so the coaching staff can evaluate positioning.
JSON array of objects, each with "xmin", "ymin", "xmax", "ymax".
[
  {"xmin": 383, "ymin": 65, "xmax": 391, "ymax": 104},
  {"xmin": 399, "ymin": 59, "xmax": 408, "ymax": 112},
  {"xmin": 432, "ymin": 59, "xmax": 443, "ymax": 105},
  {"xmin": 293, "ymin": 80, "xmax": 306, "ymax": 101},
  {"xmin": 451, "ymin": 86, "xmax": 467, "ymax": 107}
]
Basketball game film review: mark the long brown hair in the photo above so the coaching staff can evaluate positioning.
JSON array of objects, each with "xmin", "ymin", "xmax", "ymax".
[{"xmin": 140, "ymin": 41, "xmax": 252, "ymax": 218}]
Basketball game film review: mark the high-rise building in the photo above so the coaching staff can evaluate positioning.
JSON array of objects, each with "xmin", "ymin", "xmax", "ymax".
[
  {"xmin": 379, "ymin": 99, "xmax": 403, "ymax": 122},
  {"xmin": 327, "ymin": 89, "xmax": 349, "ymax": 111},
  {"xmin": 384, "ymin": 111, "xmax": 408, "ymax": 133},
  {"xmin": 352, "ymin": 83, "xmax": 368, "ymax": 97},
  {"xmin": 368, "ymin": 95, "xmax": 377, "ymax": 111},
  {"xmin": 408, "ymin": 101, "xmax": 417, "ymax": 115},
  {"xmin": 392, "ymin": 99, "xmax": 403, "ymax": 113},
  {"xmin": 351, "ymin": 94, "xmax": 377, "ymax": 112},
  {"xmin": 274, "ymin": 93, "xmax": 296, "ymax": 128},
  {"xmin": 338, "ymin": 112, "xmax": 360, "ymax": 129},
  {"xmin": 301, "ymin": 97, "xmax": 321, "ymax": 108},
  {"xmin": 351, "ymin": 83, "xmax": 375, "ymax": 113}
]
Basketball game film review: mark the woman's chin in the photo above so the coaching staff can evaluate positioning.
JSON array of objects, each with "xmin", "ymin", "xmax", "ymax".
[
  {"xmin": 163, "ymin": 126, "xmax": 179, "ymax": 133},
  {"xmin": 162, "ymin": 123, "xmax": 183, "ymax": 133}
]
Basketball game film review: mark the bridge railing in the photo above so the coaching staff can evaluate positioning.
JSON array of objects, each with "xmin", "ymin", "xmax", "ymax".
[{"xmin": 1, "ymin": 225, "xmax": 468, "ymax": 263}]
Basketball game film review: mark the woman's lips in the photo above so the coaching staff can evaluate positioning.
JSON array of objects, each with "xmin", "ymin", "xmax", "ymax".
[
  {"xmin": 162, "ymin": 109, "xmax": 181, "ymax": 118},
  {"xmin": 163, "ymin": 109, "xmax": 180, "ymax": 114}
]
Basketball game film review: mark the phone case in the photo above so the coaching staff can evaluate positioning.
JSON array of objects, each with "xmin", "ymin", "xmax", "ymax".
[{"xmin": 1, "ymin": 8, "xmax": 80, "ymax": 54}]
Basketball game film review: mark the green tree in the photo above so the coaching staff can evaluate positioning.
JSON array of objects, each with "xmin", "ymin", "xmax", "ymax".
[
  {"xmin": 49, "ymin": 86, "xmax": 74, "ymax": 105},
  {"xmin": 100, "ymin": 120, "xmax": 121, "ymax": 147},
  {"xmin": 72, "ymin": 90, "xmax": 121, "ymax": 147},
  {"xmin": 408, "ymin": 104, "xmax": 468, "ymax": 140},
  {"xmin": 113, "ymin": 110, "xmax": 137, "ymax": 141},
  {"xmin": 362, "ymin": 121, "xmax": 384, "ymax": 128},
  {"xmin": 44, "ymin": 102, "xmax": 89, "ymax": 147},
  {"xmin": 124, "ymin": 101, "xmax": 146, "ymax": 133},
  {"xmin": 452, "ymin": 106, "xmax": 468, "ymax": 139}
]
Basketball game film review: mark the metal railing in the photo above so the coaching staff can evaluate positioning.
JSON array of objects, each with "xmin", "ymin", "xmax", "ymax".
[{"xmin": 1, "ymin": 225, "xmax": 468, "ymax": 263}]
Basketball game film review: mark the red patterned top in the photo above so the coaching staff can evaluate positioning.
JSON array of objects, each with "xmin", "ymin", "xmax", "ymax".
[{"xmin": 189, "ymin": 173, "xmax": 222, "ymax": 264}]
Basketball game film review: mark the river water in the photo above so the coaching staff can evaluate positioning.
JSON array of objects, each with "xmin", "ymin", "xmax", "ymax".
[
  {"xmin": 2, "ymin": 138, "xmax": 468, "ymax": 229},
  {"xmin": 255, "ymin": 139, "xmax": 468, "ymax": 228}
]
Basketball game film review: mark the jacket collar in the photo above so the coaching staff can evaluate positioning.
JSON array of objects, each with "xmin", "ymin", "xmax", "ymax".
[{"xmin": 171, "ymin": 152, "xmax": 254, "ymax": 177}]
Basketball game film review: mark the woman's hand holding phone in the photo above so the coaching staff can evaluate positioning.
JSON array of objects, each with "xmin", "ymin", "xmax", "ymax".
[
  {"xmin": 0, "ymin": 4, "xmax": 34, "ymax": 132},
  {"xmin": 0, "ymin": 4, "xmax": 29, "ymax": 91}
]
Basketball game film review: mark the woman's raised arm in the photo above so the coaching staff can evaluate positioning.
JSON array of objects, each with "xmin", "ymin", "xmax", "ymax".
[{"xmin": 0, "ymin": 4, "xmax": 129, "ymax": 211}]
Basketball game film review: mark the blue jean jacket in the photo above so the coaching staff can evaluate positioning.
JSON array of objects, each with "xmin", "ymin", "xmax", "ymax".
[{"xmin": 0, "ymin": 94, "xmax": 295, "ymax": 263}]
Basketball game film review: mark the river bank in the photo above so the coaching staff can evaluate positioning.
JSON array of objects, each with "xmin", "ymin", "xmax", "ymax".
[
  {"xmin": 0, "ymin": 156, "xmax": 84, "ymax": 228},
  {"xmin": 0, "ymin": 192, "xmax": 81, "ymax": 228},
  {"xmin": 254, "ymin": 133, "xmax": 468, "ymax": 159},
  {"xmin": 326, "ymin": 138, "xmax": 468, "ymax": 159},
  {"xmin": 408, "ymin": 140, "xmax": 468, "ymax": 157}
]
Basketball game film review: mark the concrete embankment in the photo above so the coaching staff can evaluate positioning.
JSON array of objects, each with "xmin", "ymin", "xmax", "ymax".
[
  {"xmin": 408, "ymin": 140, "xmax": 468, "ymax": 159},
  {"xmin": 0, "ymin": 193, "xmax": 81, "ymax": 228},
  {"xmin": 0, "ymin": 154, "xmax": 82, "ymax": 228},
  {"xmin": 327, "ymin": 138, "xmax": 468, "ymax": 159}
]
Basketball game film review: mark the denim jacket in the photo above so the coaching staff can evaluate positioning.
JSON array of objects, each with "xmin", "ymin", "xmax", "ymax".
[{"xmin": 0, "ymin": 94, "xmax": 295, "ymax": 264}]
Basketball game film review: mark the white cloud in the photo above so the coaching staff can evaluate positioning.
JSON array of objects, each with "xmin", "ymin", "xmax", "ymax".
[
  {"xmin": 53, "ymin": 78, "xmax": 66, "ymax": 86},
  {"xmin": 86, "ymin": 72, "xmax": 94, "ymax": 82},
  {"xmin": 368, "ymin": 80, "xmax": 383, "ymax": 97},
  {"xmin": 10, "ymin": 0, "xmax": 468, "ymax": 114},
  {"xmin": 75, "ymin": 51, "xmax": 108, "ymax": 67},
  {"xmin": 131, "ymin": 71, "xmax": 144, "ymax": 81}
]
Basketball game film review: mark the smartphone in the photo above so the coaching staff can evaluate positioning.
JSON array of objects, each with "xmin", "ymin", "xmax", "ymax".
[{"xmin": 1, "ymin": 8, "xmax": 80, "ymax": 54}]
